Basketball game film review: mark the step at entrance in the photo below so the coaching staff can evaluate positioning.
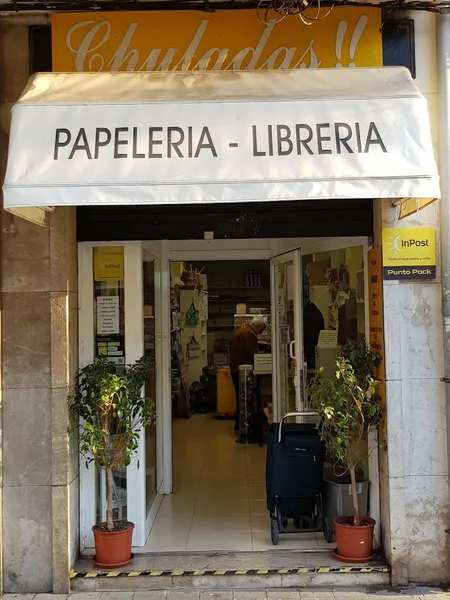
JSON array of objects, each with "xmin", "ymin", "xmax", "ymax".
[{"xmin": 71, "ymin": 551, "xmax": 390, "ymax": 591}]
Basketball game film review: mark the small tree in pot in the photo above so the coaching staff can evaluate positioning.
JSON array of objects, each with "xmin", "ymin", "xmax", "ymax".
[
  {"xmin": 70, "ymin": 356, "xmax": 156, "ymax": 568},
  {"xmin": 307, "ymin": 341, "xmax": 381, "ymax": 561}
]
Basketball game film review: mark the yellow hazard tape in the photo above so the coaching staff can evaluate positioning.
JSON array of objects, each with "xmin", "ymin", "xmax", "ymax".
[{"xmin": 70, "ymin": 565, "xmax": 390, "ymax": 578}]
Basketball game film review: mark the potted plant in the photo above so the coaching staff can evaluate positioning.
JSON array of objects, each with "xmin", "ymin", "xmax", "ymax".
[
  {"xmin": 70, "ymin": 356, "xmax": 156, "ymax": 568},
  {"xmin": 307, "ymin": 341, "xmax": 381, "ymax": 562}
]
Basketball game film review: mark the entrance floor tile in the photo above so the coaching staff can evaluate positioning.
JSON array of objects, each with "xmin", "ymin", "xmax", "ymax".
[{"xmin": 140, "ymin": 415, "xmax": 334, "ymax": 553}]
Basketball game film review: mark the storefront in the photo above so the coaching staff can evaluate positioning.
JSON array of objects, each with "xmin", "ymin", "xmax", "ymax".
[
  {"xmin": 0, "ymin": 6, "xmax": 446, "ymax": 592},
  {"xmin": 3, "ymin": 59, "xmax": 439, "ymax": 545}
]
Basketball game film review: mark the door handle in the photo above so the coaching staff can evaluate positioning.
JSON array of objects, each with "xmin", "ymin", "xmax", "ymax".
[
  {"xmin": 289, "ymin": 340, "xmax": 296, "ymax": 360},
  {"xmin": 300, "ymin": 361, "xmax": 308, "ymax": 411}
]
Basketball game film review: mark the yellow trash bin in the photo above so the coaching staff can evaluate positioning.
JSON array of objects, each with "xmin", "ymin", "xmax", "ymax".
[{"xmin": 216, "ymin": 366, "xmax": 236, "ymax": 417}]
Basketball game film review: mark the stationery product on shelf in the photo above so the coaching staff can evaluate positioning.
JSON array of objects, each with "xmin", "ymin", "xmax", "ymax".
[
  {"xmin": 244, "ymin": 270, "xmax": 263, "ymax": 288},
  {"xmin": 179, "ymin": 286, "xmax": 209, "ymax": 392},
  {"xmin": 187, "ymin": 334, "xmax": 200, "ymax": 358},
  {"xmin": 236, "ymin": 303, "xmax": 246, "ymax": 315},
  {"xmin": 185, "ymin": 300, "xmax": 199, "ymax": 326}
]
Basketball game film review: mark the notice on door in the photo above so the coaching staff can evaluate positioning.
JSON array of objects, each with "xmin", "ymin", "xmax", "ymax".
[
  {"xmin": 382, "ymin": 227, "xmax": 436, "ymax": 280},
  {"xmin": 97, "ymin": 296, "xmax": 120, "ymax": 335}
]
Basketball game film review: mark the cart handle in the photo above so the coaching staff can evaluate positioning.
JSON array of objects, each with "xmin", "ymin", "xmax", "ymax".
[{"xmin": 278, "ymin": 411, "xmax": 319, "ymax": 443}]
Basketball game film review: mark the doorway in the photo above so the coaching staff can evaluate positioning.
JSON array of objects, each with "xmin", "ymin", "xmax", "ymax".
[
  {"xmin": 78, "ymin": 237, "xmax": 379, "ymax": 553},
  {"xmin": 151, "ymin": 258, "xmax": 275, "ymax": 552}
]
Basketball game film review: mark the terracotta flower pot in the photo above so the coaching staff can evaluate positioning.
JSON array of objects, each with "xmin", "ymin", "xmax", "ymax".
[
  {"xmin": 92, "ymin": 521, "xmax": 135, "ymax": 568},
  {"xmin": 334, "ymin": 516, "xmax": 375, "ymax": 562}
]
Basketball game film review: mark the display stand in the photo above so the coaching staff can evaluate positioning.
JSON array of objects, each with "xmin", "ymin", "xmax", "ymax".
[{"xmin": 235, "ymin": 364, "xmax": 257, "ymax": 444}]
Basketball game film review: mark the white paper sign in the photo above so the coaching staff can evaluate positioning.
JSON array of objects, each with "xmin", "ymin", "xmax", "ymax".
[
  {"xmin": 97, "ymin": 296, "xmax": 120, "ymax": 335},
  {"xmin": 317, "ymin": 330, "xmax": 338, "ymax": 348}
]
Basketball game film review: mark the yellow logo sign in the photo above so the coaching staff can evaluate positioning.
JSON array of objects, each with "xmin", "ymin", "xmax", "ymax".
[
  {"xmin": 52, "ymin": 8, "xmax": 382, "ymax": 73},
  {"xmin": 93, "ymin": 246, "xmax": 124, "ymax": 281},
  {"xmin": 382, "ymin": 227, "xmax": 436, "ymax": 280}
]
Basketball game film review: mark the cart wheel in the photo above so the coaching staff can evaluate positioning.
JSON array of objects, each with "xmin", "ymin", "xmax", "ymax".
[
  {"xmin": 323, "ymin": 518, "xmax": 334, "ymax": 543},
  {"xmin": 271, "ymin": 519, "xmax": 280, "ymax": 545}
]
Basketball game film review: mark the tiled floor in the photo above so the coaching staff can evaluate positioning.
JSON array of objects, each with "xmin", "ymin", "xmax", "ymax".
[{"xmin": 143, "ymin": 415, "xmax": 334, "ymax": 552}]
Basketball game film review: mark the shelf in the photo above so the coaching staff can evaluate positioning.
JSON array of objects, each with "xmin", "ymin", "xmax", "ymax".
[
  {"xmin": 210, "ymin": 298, "xmax": 271, "ymax": 303},
  {"xmin": 209, "ymin": 325, "xmax": 236, "ymax": 329},
  {"xmin": 209, "ymin": 286, "xmax": 269, "ymax": 291}
]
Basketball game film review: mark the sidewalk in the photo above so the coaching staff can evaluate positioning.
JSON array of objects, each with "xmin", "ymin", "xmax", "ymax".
[{"xmin": 3, "ymin": 589, "xmax": 450, "ymax": 600}]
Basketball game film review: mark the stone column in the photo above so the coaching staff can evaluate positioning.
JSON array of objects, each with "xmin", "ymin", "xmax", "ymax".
[
  {"xmin": 377, "ymin": 12, "xmax": 449, "ymax": 584},
  {"xmin": 0, "ymin": 19, "xmax": 78, "ymax": 594}
]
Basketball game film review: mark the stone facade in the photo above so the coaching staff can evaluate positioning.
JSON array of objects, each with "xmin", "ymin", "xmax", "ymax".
[
  {"xmin": 0, "ymin": 8, "xmax": 448, "ymax": 595},
  {"xmin": 375, "ymin": 12, "xmax": 450, "ymax": 585},
  {"xmin": 0, "ymin": 18, "xmax": 79, "ymax": 594}
]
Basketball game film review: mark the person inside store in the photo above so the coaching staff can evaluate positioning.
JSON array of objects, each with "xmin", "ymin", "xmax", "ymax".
[
  {"xmin": 230, "ymin": 316, "xmax": 267, "ymax": 431},
  {"xmin": 303, "ymin": 285, "xmax": 325, "ymax": 371}
]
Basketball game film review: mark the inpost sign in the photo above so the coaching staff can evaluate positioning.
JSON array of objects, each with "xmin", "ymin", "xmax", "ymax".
[{"xmin": 382, "ymin": 227, "xmax": 436, "ymax": 280}]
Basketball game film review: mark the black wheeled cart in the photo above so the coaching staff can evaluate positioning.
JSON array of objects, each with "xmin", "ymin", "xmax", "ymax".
[{"xmin": 266, "ymin": 411, "xmax": 327, "ymax": 545}]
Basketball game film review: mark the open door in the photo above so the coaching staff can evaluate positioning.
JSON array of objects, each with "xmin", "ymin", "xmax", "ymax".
[{"xmin": 270, "ymin": 250, "xmax": 305, "ymax": 422}]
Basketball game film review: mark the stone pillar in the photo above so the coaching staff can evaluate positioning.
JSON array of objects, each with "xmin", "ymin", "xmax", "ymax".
[
  {"xmin": 50, "ymin": 207, "xmax": 79, "ymax": 593},
  {"xmin": 0, "ymin": 19, "xmax": 78, "ymax": 593},
  {"xmin": 380, "ymin": 200, "xmax": 448, "ymax": 584},
  {"xmin": 378, "ymin": 12, "xmax": 449, "ymax": 584}
]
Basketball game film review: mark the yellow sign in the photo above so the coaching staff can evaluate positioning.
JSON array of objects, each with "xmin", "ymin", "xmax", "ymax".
[
  {"xmin": 93, "ymin": 246, "xmax": 124, "ymax": 281},
  {"xmin": 52, "ymin": 8, "xmax": 382, "ymax": 73},
  {"xmin": 368, "ymin": 247, "xmax": 386, "ymax": 432},
  {"xmin": 399, "ymin": 198, "xmax": 436, "ymax": 220},
  {"xmin": 382, "ymin": 227, "xmax": 436, "ymax": 280}
]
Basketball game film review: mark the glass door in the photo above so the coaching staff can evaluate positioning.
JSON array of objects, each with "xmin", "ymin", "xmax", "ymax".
[
  {"xmin": 270, "ymin": 250, "xmax": 304, "ymax": 422},
  {"xmin": 78, "ymin": 242, "xmax": 166, "ymax": 550},
  {"xmin": 142, "ymin": 252, "xmax": 160, "ymax": 534}
]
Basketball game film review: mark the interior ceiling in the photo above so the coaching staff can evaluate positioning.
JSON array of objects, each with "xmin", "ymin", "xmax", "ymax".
[{"xmin": 0, "ymin": 0, "xmax": 448, "ymax": 13}]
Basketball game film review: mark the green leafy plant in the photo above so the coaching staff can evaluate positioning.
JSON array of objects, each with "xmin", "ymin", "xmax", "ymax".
[
  {"xmin": 69, "ymin": 356, "xmax": 156, "ymax": 532},
  {"xmin": 307, "ymin": 341, "xmax": 381, "ymax": 527}
]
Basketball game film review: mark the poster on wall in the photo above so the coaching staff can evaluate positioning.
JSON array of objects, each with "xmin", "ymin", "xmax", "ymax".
[
  {"xmin": 368, "ymin": 247, "xmax": 386, "ymax": 432},
  {"xmin": 382, "ymin": 227, "xmax": 436, "ymax": 280},
  {"xmin": 51, "ymin": 8, "xmax": 382, "ymax": 73}
]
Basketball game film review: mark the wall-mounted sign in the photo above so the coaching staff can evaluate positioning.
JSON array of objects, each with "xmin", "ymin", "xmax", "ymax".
[
  {"xmin": 93, "ymin": 246, "xmax": 124, "ymax": 282},
  {"xmin": 52, "ymin": 8, "xmax": 382, "ymax": 73},
  {"xmin": 97, "ymin": 296, "xmax": 120, "ymax": 335},
  {"xmin": 382, "ymin": 227, "xmax": 436, "ymax": 280},
  {"xmin": 368, "ymin": 247, "xmax": 386, "ymax": 432},
  {"xmin": 97, "ymin": 335, "xmax": 125, "ymax": 365}
]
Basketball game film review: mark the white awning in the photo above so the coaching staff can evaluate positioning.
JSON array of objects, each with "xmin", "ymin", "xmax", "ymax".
[{"xmin": 3, "ymin": 67, "xmax": 440, "ymax": 223}]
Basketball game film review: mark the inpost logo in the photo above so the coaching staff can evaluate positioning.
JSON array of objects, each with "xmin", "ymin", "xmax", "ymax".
[
  {"xmin": 385, "ymin": 230, "xmax": 429, "ymax": 257},
  {"xmin": 382, "ymin": 227, "xmax": 435, "ymax": 280}
]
